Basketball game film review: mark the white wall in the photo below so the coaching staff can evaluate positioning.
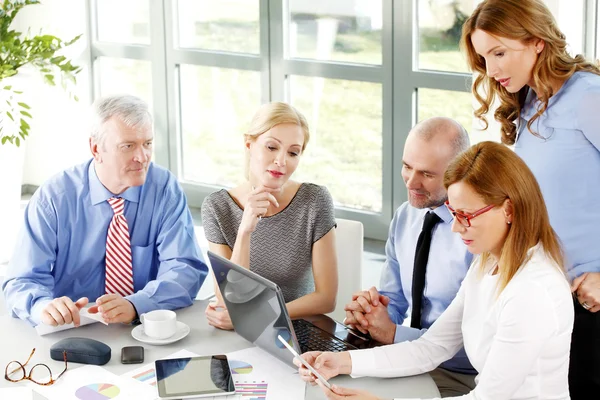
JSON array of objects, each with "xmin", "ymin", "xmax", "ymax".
[{"xmin": 15, "ymin": 0, "xmax": 92, "ymax": 186}]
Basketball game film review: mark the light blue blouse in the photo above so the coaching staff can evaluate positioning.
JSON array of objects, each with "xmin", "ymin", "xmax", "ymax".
[{"xmin": 515, "ymin": 71, "xmax": 600, "ymax": 279}]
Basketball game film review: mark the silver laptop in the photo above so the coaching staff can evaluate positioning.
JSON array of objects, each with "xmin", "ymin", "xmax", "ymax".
[{"xmin": 207, "ymin": 251, "xmax": 379, "ymax": 368}]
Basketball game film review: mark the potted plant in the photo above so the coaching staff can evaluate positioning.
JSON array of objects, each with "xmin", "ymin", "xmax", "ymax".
[{"xmin": 1, "ymin": 0, "xmax": 82, "ymax": 147}]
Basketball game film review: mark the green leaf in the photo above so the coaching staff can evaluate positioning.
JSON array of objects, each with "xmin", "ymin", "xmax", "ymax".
[
  {"xmin": 20, "ymin": 110, "xmax": 32, "ymax": 118},
  {"xmin": 15, "ymin": 137, "xmax": 20, "ymax": 147},
  {"xmin": 1, "ymin": 137, "xmax": 8, "ymax": 145},
  {"xmin": 3, "ymin": 85, "xmax": 12, "ymax": 90},
  {"xmin": 43, "ymin": 74, "xmax": 55, "ymax": 85},
  {"xmin": 6, "ymin": 111, "xmax": 14, "ymax": 121},
  {"xmin": 17, "ymin": 102, "xmax": 31, "ymax": 109}
]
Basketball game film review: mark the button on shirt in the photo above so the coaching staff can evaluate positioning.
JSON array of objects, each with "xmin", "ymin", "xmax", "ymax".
[
  {"xmin": 2, "ymin": 160, "xmax": 208, "ymax": 326},
  {"xmin": 515, "ymin": 71, "xmax": 600, "ymax": 279},
  {"xmin": 379, "ymin": 202, "xmax": 474, "ymax": 374}
]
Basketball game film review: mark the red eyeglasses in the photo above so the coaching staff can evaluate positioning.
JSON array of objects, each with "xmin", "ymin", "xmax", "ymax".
[{"xmin": 445, "ymin": 201, "xmax": 496, "ymax": 227}]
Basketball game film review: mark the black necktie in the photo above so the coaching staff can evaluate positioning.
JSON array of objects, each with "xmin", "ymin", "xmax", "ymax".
[{"xmin": 411, "ymin": 211, "xmax": 442, "ymax": 329}]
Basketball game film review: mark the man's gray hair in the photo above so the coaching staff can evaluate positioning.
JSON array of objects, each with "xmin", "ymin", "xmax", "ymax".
[
  {"xmin": 412, "ymin": 117, "xmax": 470, "ymax": 157},
  {"xmin": 90, "ymin": 94, "xmax": 153, "ymax": 144}
]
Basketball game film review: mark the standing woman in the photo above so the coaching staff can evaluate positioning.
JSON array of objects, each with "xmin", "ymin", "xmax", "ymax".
[
  {"xmin": 202, "ymin": 102, "xmax": 338, "ymax": 330},
  {"xmin": 461, "ymin": 0, "xmax": 600, "ymax": 396}
]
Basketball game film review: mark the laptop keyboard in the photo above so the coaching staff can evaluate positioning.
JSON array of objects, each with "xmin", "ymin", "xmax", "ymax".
[{"xmin": 292, "ymin": 319, "xmax": 353, "ymax": 353}]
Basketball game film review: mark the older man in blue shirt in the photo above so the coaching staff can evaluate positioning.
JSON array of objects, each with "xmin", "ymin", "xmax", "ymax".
[
  {"xmin": 344, "ymin": 117, "xmax": 475, "ymax": 397},
  {"xmin": 2, "ymin": 94, "xmax": 208, "ymax": 327}
]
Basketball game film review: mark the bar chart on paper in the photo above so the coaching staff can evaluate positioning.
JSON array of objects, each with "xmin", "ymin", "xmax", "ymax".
[
  {"xmin": 234, "ymin": 381, "xmax": 268, "ymax": 399},
  {"xmin": 131, "ymin": 367, "xmax": 157, "ymax": 386}
]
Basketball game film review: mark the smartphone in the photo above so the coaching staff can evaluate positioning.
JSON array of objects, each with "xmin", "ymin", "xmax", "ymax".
[
  {"xmin": 121, "ymin": 346, "xmax": 144, "ymax": 364},
  {"xmin": 277, "ymin": 335, "xmax": 332, "ymax": 389}
]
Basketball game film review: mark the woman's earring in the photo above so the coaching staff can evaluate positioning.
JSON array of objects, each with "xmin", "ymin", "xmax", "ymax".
[{"xmin": 507, "ymin": 221, "xmax": 512, "ymax": 225}]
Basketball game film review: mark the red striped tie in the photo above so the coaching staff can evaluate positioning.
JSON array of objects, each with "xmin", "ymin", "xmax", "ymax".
[{"xmin": 105, "ymin": 197, "xmax": 134, "ymax": 297}]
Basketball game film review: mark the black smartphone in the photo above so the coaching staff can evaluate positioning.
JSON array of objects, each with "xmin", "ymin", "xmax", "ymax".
[{"xmin": 121, "ymin": 346, "xmax": 144, "ymax": 364}]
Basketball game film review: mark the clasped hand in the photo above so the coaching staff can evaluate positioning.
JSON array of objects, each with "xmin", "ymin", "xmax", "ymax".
[
  {"xmin": 343, "ymin": 286, "xmax": 396, "ymax": 344},
  {"xmin": 41, "ymin": 293, "xmax": 136, "ymax": 326}
]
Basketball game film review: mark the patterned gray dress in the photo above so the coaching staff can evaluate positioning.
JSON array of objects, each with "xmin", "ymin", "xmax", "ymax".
[{"xmin": 201, "ymin": 183, "xmax": 336, "ymax": 302}]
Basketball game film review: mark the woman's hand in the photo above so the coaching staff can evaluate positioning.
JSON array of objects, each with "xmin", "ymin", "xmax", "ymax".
[
  {"xmin": 316, "ymin": 381, "xmax": 382, "ymax": 400},
  {"xmin": 238, "ymin": 185, "xmax": 280, "ymax": 235},
  {"xmin": 205, "ymin": 300, "xmax": 233, "ymax": 330},
  {"xmin": 294, "ymin": 351, "xmax": 352, "ymax": 384}
]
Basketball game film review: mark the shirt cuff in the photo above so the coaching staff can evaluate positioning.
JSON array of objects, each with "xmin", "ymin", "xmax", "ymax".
[
  {"xmin": 349, "ymin": 348, "xmax": 378, "ymax": 378},
  {"xmin": 30, "ymin": 298, "xmax": 53, "ymax": 327},
  {"xmin": 394, "ymin": 324, "xmax": 425, "ymax": 343},
  {"xmin": 125, "ymin": 291, "xmax": 154, "ymax": 319}
]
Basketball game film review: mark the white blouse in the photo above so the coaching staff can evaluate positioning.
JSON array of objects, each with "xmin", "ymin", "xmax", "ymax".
[{"xmin": 350, "ymin": 244, "xmax": 574, "ymax": 400}]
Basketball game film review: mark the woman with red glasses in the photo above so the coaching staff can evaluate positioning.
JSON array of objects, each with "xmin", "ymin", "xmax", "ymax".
[{"xmin": 294, "ymin": 141, "xmax": 573, "ymax": 400}]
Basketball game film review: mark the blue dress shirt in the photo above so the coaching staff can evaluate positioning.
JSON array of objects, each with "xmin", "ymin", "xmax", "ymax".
[
  {"xmin": 379, "ymin": 202, "xmax": 475, "ymax": 374},
  {"xmin": 2, "ymin": 159, "xmax": 208, "ymax": 326},
  {"xmin": 515, "ymin": 71, "xmax": 600, "ymax": 279}
]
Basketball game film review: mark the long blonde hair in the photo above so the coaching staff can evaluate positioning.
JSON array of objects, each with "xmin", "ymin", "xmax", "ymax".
[
  {"xmin": 244, "ymin": 102, "xmax": 310, "ymax": 179},
  {"xmin": 460, "ymin": 0, "xmax": 600, "ymax": 145},
  {"xmin": 444, "ymin": 141, "xmax": 564, "ymax": 294}
]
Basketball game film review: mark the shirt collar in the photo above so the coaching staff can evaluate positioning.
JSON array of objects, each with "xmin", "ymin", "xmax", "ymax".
[
  {"xmin": 88, "ymin": 160, "xmax": 142, "ymax": 206},
  {"xmin": 429, "ymin": 203, "xmax": 453, "ymax": 224}
]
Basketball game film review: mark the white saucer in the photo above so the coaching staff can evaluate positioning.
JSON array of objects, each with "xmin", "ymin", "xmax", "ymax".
[{"xmin": 131, "ymin": 321, "xmax": 190, "ymax": 345}]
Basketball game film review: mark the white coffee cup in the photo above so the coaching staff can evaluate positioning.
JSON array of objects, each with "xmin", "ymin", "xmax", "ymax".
[{"xmin": 140, "ymin": 310, "xmax": 177, "ymax": 340}]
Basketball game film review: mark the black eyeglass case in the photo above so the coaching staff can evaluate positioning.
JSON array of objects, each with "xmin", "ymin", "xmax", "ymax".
[{"xmin": 50, "ymin": 337, "xmax": 111, "ymax": 365}]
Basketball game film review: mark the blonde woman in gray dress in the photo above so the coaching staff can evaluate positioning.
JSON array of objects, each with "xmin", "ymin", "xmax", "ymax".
[{"xmin": 202, "ymin": 102, "xmax": 338, "ymax": 330}]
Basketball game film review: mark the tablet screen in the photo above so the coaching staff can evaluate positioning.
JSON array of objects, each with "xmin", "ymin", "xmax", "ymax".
[{"xmin": 155, "ymin": 355, "xmax": 236, "ymax": 398}]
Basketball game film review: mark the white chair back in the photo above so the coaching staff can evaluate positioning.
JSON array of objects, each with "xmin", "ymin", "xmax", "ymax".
[
  {"xmin": 194, "ymin": 225, "xmax": 216, "ymax": 300},
  {"xmin": 328, "ymin": 218, "xmax": 364, "ymax": 322}
]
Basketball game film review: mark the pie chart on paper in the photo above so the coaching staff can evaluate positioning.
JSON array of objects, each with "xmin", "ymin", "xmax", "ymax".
[{"xmin": 75, "ymin": 383, "xmax": 120, "ymax": 400}]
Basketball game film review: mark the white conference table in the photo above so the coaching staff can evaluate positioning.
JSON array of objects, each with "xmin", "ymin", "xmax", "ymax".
[{"xmin": 0, "ymin": 298, "xmax": 441, "ymax": 399}]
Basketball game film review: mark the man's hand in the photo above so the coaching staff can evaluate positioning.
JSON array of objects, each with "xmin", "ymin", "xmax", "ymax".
[
  {"xmin": 362, "ymin": 297, "xmax": 396, "ymax": 344},
  {"xmin": 343, "ymin": 287, "xmax": 390, "ymax": 335},
  {"xmin": 88, "ymin": 294, "xmax": 136, "ymax": 324},
  {"xmin": 572, "ymin": 272, "xmax": 600, "ymax": 313},
  {"xmin": 41, "ymin": 297, "xmax": 88, "ymax": 326},
  {"xmin": 205, "ymin": 300, "xmax": 233, "ymax": 330}
]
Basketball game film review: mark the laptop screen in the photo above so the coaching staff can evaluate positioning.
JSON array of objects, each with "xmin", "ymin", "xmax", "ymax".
[{"xmin": 207, "ymin": 251, "xmax": 299, "ymax": 368}]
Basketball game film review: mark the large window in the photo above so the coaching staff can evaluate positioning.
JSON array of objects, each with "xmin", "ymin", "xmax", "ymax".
[
  {"xmin": 96, "ymin": 0, "xmax": 150, "ymax": 45},
  {"xmin": 177, "ymin": 0, "xmax": 260, "ymax": 53},
  {"xmin": 290, "ymin": 76, "xmax": 383, "ymax": 212},
  {"xmin": 88, "ymin": 0, "xmax": 599, "ymax": 240},
  {"xmin": 417, "ymin": 0, "xmax": 473, "ymax": 73},
  {"xmin": 96, "ymin": 58, "xmax": 153, "ymax": 107},
  {"xmin": 180, "ymin": 65, "xmax": 261, "ymax": 187}
]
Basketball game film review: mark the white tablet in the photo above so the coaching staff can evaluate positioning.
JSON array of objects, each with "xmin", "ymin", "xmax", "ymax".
[{"xmin": 155, "ymin": 355, "xmax": 236, "ymax": 399}]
